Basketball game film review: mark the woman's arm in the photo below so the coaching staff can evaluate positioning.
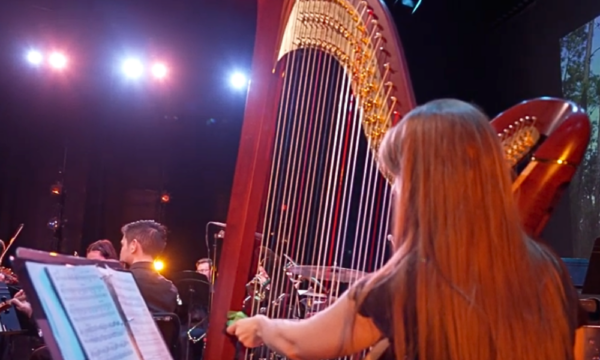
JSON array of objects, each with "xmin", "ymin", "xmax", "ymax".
[{"xmin": 229, "ymin": 292, "xmax": 383, "ymax": 360}]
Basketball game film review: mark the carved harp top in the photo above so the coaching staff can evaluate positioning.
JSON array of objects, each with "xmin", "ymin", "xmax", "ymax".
[
  {"xmin": 490, "ymin": 97, "xmax": 591, "ymax": 238},
  {"xmin": 204, "ymin": 0, "xmax": 416, "ymax": 359}
]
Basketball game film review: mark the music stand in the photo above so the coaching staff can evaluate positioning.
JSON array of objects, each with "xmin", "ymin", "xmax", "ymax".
[
  {"xmin": 12, "ymin": 247, "xmax": 124, "ymax": 360},
  {"xmin": 170, "ymin": 271, "xmax": 211, "ymax": 360}
]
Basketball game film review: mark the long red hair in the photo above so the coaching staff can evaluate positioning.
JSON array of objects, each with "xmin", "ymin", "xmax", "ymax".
[{"xmin": 362, "ymin": 99, "xmax": 576, "ymax": 360}]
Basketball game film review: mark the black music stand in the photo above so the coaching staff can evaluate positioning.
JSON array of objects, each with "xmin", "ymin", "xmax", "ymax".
[
  {"xmin": 170, "ymin": 271, "xmax": 211, "ymax": 360},
  {"xmin": 12, "ymin": 247, "xmax": 124, "ymax": 360}
]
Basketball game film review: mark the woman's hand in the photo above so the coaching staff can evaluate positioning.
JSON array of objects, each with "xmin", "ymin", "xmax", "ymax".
[{"xmin": 226, "ymin": 315, "xmax": 268, "ymax": 348}]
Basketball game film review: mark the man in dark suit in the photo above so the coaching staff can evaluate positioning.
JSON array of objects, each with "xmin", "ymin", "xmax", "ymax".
[{"xmin": 119, "ymin": 220, "xmax": 179, "ymax": 313}]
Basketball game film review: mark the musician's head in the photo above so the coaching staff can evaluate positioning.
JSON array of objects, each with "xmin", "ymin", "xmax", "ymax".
[
  {"xmin": 196, "ymin": 258, "xmax": 212, "ymax": 279},
  {"xmin": 86, "ymin": 239, "xmax": 118, "ymax": 261},
  {"xmin": 379, "ymin": 98, "xmax": 518, "ymax": 250},
  {"xmin": 371, "ymin": 99, "xmax": 572, "ymax": 359},
  {"xmin": 119, "ymin": 220, "xmax": 167, "ymax": 265}
]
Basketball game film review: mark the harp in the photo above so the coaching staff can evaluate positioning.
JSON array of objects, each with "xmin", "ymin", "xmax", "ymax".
[
  {"xmin": 204, "ymin": 0, "xmax": 415, "ymax": 359},
  {"xmin": 491, "ymin": 97, "xmax": 590, "ymax": 238}
]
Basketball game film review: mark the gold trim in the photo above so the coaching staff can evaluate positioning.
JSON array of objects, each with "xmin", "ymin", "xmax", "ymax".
[{"xmin": 530, "ymin": 156, "xmax": 578, "ymax": 167}]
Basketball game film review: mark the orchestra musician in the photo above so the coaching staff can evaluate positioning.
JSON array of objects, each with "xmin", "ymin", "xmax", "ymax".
[
  {"xmin": 227, "ymin": 99, "xmax": 585, "ymax": 360},
  {"xmin": 28, "ymin": 221, "xmax": 177, "ymax": 360},
  {"xmin": 119, "ymin": 220, "xmax": 179, "ymax": 313},
  {"xmin": 10, "ymin": 240, "xmax": 118, "ymax": 321},
  {"xmin": 16, "ymin": 239, "xmax": 120, "ymax": 360},
  {"xmin": 196, "ymin": 258, "xmax": 213, "ymax": 281},
  {"xmin": 85, "ymin": 239, "xmax": 118, "ymax": 261}
]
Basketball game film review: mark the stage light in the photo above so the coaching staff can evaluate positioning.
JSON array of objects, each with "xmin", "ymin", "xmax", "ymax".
[
  {"xmin": 153, "ymin": 260, "xmax": 164, "ymax": 271},
  {"xmin": 230, "ymin": 72, "xmax": 248, "ymax": 89},
  {"xmin": 50, "ymin": 182, "xmax": 63, "ymax": 196},
  {"xmin": 160, "ymin": 192, "xmax": 170, "ymax": 203},
  {"xmin": 122, "ymin": 58, "xmax": 143, "ymax": 79},
  {"xmin": 26, "ymin": 50, "xmax": 43, "ymax": 65},
  {"xmin": 151, "ymin": 62, "xmax": 168, "ymax": 80},
  {"xmin": 47, "ymin": 218, "xmax": 60, "ymax": 231},
  {"xmin": 48, "ymin": 52, "xmax": 67, "ymax": 70}
]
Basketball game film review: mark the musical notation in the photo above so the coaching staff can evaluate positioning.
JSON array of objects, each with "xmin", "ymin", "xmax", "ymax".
[
  {"xmin": 98, "ymin": 267, "xmax": 172, "ymax": 360},
  {"xmin": 45, "ymin": 265, "xmax": 138, "ymax": 360},
  {"xmin": 25, "ymin": 262, "xmax": 86, "ymax": 360}
]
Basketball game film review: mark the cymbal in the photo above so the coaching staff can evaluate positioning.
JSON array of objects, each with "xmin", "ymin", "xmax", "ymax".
[
  {"xmin": 297, "ymin": 289, "xmax": 328, "ymax": 298},
  {"xmin": 287, "ymin": 265, "xmax": 368, "ymax": 283}
]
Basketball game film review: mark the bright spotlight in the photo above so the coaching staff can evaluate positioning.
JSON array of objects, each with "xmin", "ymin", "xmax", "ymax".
[
  {"xmin": 48, "ymin": 52, "xmax": 67, "ymax": 70},
  {"xmin": 230, "ymin": 72, "xmax": 248, "ymax": 89},
  {"xmin": 153, "ymin": 260, "xmax": 164, "ymax": 271},
  {"xmin": 26, "ymin": 50, "xmax": 43, "ymax": 65},
  {"xmin": 122, "ymin": 58, "xmax": 144, "ymax": 79},
  {"xmin": 151, "ymin": 63, "xmax": 168, "ymax": 80}
]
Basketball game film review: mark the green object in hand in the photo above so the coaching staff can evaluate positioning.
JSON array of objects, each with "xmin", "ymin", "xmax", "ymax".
[{"xmin": 227, "ymin": 311, "xmax": 248, "ymax": 327}]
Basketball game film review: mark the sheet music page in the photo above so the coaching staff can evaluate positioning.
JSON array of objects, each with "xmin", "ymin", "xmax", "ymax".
[
  {"xmin": 45, "ymin": 265, "xmax": 140, "ymax": 360},
  {"xmin": 98, "ymin": 267, "xmax": 173, "ymax": 360},
  {"xmin": 25, "ymin": 262, "xmax": 86, "ymax": 360}
]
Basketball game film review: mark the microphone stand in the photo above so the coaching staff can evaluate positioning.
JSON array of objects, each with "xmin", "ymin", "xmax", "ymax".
[
  {"xmin": 202, "ymin": 221, "xmax": 225, "ymax": 356},
  {"xmin": 184, "ymin": 284, "xmax": 195, "ymax": 360},
  {"xmin": 209, "ymin": 230, "xmax": 223, "ymax": 311}
]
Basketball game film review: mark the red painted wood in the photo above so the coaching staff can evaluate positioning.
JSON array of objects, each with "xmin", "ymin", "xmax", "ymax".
[
  {"xmin": 490, "ymin": 98, "xmax": 591, "ymax": 238},
  {"xmin": 202, "ymin": 1, "xmax": 290, "ymax": 359}
]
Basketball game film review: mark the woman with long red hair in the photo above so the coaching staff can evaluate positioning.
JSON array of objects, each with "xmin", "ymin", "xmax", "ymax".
[{"xmin": 228, "ymin": 99, "xmax": 583, "ymax": 360}]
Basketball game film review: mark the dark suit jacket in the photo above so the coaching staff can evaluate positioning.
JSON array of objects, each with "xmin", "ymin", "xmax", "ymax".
[{"xmin": 129, "ymin": 261, "xmax": 179, "ymax": 314}]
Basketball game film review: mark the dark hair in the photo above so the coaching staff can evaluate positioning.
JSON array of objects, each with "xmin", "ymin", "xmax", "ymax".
[
  {"xmin": 196, "ymin": 258, "xmax": 212, "ymax": 268},
  {"xmin": 121, "ymin": 220, "xmax": 167, "ymax": 258},
  {"xmin": 86, "ymin": 239, "xmax": 118, "ymax": 260}
]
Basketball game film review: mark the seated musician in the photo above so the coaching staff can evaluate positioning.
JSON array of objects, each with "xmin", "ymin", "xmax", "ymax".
[
  {"xmin": 196, "ymin": 257, "xmax": 213, "ymax": 281},
  {"xmin": 119, "ymin": 220, "xmax": 179, "ymax": 313},
  {"xmin": 25, "ymin": 223, "xmax": 177, "ymax": 360},
  {"xmin": 227, "ymin": 99, "xmax": 585, "ymax": 360},
  {"xmin": 85, "ymin": 239, "xmax": 118, "ymax": 260},
  {"xmin": 10, "ymin": 239, "xmax": 119, "ymax": 318},
  {"xmin": 13, "ymin": 239, "xmax": 121, "ymax": 360}
]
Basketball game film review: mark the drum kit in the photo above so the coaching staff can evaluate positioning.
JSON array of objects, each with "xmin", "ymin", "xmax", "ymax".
[
  {"xmin": 170, "ymin": 236, "xmax": 368, "ymax": 360},
  {"xmin": 243, "ymin": 245, "xmax": 368, "ymax": 321}
]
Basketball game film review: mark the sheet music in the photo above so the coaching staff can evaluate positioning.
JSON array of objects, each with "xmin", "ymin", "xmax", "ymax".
[
  {"xmin": 99, "ymin": 267, "xmax": 173, "ymax": 360},
  {"xmin": 45, "ymin": 265, "xmax": 140, "ymax": 360},
  {"xmin": 25, "ymin": 262, "xmax": 86, "ymax": 360}
]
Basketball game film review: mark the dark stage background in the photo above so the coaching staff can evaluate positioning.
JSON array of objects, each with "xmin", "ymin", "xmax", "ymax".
[{"xmin": 0, "ymin": 0, "xmax": 596, "ymax": 273}]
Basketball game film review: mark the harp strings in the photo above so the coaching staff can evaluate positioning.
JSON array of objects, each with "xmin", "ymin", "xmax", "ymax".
[
  {"xmin": 244, "ymin": 0, "xmax": 303, "ymax": 330},
  {"xmin": 311, "ymin": 0, "xmax": 357, "ymax": 288},
  {"xmin": 244, "ymin": 0, "xmax": 394, "ymax": 358},
  {"xmin": 297, "ymin": 1, "xmax": 338, "ymax": 280},
  {"xmin": 256, "ymin": 0, "xmax": 323, "ymax": 324}
]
